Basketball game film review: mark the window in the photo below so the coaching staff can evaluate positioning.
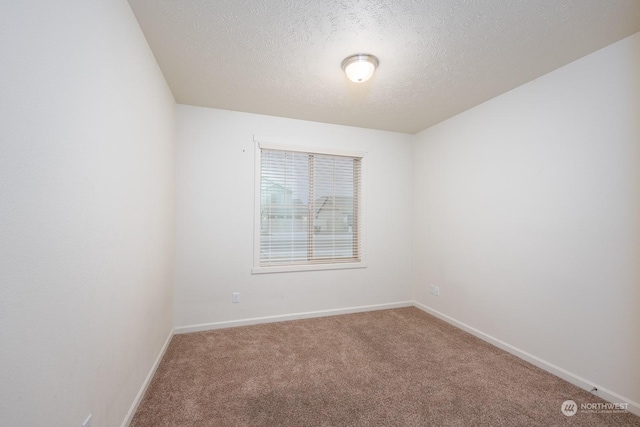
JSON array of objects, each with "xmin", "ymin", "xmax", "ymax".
[{"xmin": 253, "ymin": 142, "xmax": 365, "ymax": 273}]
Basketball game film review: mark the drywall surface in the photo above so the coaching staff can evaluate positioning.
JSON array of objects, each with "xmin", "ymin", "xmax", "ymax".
[
  {"xmin": 0, "ymin": 1, "xmax": 176, "ymax": 426},
  {"xmin": 414, "ymin": 32, "xmax": 640, "ymax": 407},
  {"xmin": 175, "ymin": 106, "xmax": 413, "ymax": 328}
]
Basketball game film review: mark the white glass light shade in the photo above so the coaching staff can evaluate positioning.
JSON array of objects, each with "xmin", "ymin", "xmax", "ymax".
[{"xmin": 342, "ymin": 54, "xmax": 379, "ymax": 83}]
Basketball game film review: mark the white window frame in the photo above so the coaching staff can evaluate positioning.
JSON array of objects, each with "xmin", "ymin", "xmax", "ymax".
[{"xmin": 252, "ymin": 140, "xmax": 366, "ymax": 274}]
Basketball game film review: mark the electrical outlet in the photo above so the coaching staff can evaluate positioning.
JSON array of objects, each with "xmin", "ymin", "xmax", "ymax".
[
  {"xmin": 232, "ymin": 292, "xmax": 240, "ymax": 303},
  {"xmin": 430, "ymin": 285, "xmax": 440, "ymax": 297},
  {"xmin": 82, "ymin": 414, "xmax": 92, "ymax": 427}
]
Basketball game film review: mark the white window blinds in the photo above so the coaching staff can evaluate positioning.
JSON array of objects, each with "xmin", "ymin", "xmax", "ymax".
[{"xmin": 259, "ymin": 146, "xmax": 362, "ymax": 268}]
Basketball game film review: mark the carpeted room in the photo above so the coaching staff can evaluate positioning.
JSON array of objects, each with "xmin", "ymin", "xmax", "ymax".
[
  {"xmin": 2, "ymin": 1, "xmax": 639, "ymax": 426},
  {"xmin": 130, "ymin": 308, "xmax": 639, "ymax": 426}
]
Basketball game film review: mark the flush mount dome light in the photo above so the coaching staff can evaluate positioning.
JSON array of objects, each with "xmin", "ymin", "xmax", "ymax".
[{"xmin": 341, "ymin": 53, "xmax": 379, "ymax": 83}]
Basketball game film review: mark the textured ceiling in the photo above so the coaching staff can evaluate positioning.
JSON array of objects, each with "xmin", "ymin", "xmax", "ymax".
[{"xmin": 127, "ymin": 0, "xmax": 640, "ymax": 134}]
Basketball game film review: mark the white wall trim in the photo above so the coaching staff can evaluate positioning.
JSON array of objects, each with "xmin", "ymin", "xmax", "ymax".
[
  {"xmin": 257, "ymin": 140, "xmax": 366, "ymax": 159},
  {"xmin": 413, "ymin": 302, "xmax": 640, "ymax": 417},
  {"xmin": 121, "ymin": 328, "xmax": 174, "ymax": 427},
  {"xmin": 174, "ymin": 301, "xmax": 413, "ymax": 334},
  {"xmin": 252, "ymin": 262, "xmax": 367, "ymax": 274}
]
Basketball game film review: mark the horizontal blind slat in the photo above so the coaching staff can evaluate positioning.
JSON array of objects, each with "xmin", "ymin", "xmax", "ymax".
[{"xmin": 260, "ymin": 147, "xmax": 361, "ymax": 266}]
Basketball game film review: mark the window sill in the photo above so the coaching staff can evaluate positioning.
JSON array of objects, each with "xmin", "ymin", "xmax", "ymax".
[{"xmin": 251, "ymin": 262, "xmax": 367, "ymax": 274}]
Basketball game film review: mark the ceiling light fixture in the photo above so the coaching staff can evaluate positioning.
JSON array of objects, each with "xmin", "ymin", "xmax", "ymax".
[{"xmin": 341, "ymin": 53, "xmax": 379, "ymax": 83}]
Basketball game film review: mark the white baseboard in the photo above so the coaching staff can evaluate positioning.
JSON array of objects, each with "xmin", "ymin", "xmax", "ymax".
[
  {"xmin": 413, "ymin": 302, "xmax": 640, "ymax": 417},
  {"xmin": 174, "ymin": 301, "xmax": 414, "ymax": 335},
  {"xmin": 121, "ymin": 328, "xmax": 174, "ymax": 427}
]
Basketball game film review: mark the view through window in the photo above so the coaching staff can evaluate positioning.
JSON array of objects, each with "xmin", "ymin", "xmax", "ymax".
[{"xmin": 259, "ymin": 147, "xmax": 362, "ymax": 268}]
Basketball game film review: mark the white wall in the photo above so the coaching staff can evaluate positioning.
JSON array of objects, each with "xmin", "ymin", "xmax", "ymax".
[
  {"xmin": 175, "ymin": 106, "xmax": 413, "ymax": 329},
  {"xmin": 414, "ymin": 32, "xmax": 640, "ymax": 408},
  {"xmin": 2, "ymin": 0, "xmax": 636, "ymax": 422},
  {"xmin": 0, "ymin": 1, "xmax": 176, "ymax": 426}
]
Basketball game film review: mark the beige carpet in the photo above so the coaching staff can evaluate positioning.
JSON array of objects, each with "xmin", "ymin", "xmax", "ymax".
[{"xmin": 131, "ymin": 307, "xmax": 639, "ymax": 426}]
